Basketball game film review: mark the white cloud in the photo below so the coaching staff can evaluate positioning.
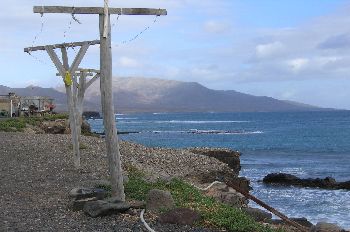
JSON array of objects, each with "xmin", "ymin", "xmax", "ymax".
[
  {"xmin": 117, "ymin": 57, "xmax": 141, "ymax": 68},
  {"xmin": 256, "ymin": 41, "xmax": 285, "ymax": 59},
  {"xmin": 287, "ymin": 58, "xmax": 309, "ymax": 72},
  {"xmin": 204, "ymin": 21, "xmax": 230, "ymax": 34}
]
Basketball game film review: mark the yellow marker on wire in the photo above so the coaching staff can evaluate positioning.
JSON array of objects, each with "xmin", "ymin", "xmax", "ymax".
[{"xmin": 64, "ymin": 71, "xmax": 73, "ymax": 86}]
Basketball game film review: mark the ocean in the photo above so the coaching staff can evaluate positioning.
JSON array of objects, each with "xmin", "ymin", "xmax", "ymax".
[{"xmin": 88, "ymin": 111, "xmax": 350, "ymax": 228}]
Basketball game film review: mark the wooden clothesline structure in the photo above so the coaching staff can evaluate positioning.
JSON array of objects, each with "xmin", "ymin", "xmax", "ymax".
[
  {"xmin": 24, "ymin": 3, "xmax": 167, "ymax": 201},
  {"xmin": 25, "ymin": 40, "xmax": 100, "ymax": 169}
]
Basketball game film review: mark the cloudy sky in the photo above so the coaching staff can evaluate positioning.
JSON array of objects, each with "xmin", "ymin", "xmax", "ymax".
[{"xmin": 1, "ymin": 0, "xmax": 350, "ymax": 109}]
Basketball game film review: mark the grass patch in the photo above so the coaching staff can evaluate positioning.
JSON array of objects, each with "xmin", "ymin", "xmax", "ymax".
[
  {"xmin": 0, "ymin": 114, "xmax": 69, "ymax": 132},
  {"xmin": 0, "ymin": 118, "xmax": 26, "ymax": 132},
  {"xmin": 99, "ymin": 166, "xmax": 280, "ymax": 232}
]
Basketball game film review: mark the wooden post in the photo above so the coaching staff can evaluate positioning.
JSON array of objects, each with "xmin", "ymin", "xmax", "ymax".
[
  {"xmin": 99, "ymin": 13, "xmax": 125, "ymax": 200},
  {"xmin": 61, "ymin": 47, "xmax": 80, "ymax": 169}
]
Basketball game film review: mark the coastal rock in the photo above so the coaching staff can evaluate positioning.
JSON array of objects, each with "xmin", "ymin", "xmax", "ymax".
[
  {"xmin": 268, "ymin": 217, "xmax": 314, "ymax": 228},
  {"xmin": 228, "ymin": 177, "xmax": 251, "ymax": 193},
  {"xmin": 158, "ymin": 208, "xmax": 201, "ymax": 226},
  {"xmin": 82, "ymin": 111, "xmax": 101, "ymax": 119},
  {"xmin": 40, "ymin": 119, "xmax": 68, "ymax": 134},
  {"xmin": 68, "ymin": 187, "xmax": 107, "ymax": 211},
  {"xmin": 205, "ymin": 182, "xmax": 248, "ymax": 208},
  {"xmin": 81, "ymin": 120, "xmax": 92, "ymax": 135},
  {"xmin": 242, "ymin": 207, "xmax": 272, "ymax": 222},
  {"xmin": 310, "ymin": 222, "xmax": 344, "ymax": 232},
  {"xmin": 119, "ymin": 142, "xmax": 235, "ymax": 189},
  {"xmin": 83, "ymin": 200, "xmax": 130, "ymax": 217},
  {"xmin": 146, "ymin": 189, "xmax": 175, "ymax": 212},
  {"xmin": 187, "ymin": 147, "xmax": 241, "ymax": 175},
  {"xmin": 263, "ymin": 173, "xmax": 350, "ymax": 190},
  {"xmin": 194, "ymin": 169, "xmax": 251, "ymax": 193}
]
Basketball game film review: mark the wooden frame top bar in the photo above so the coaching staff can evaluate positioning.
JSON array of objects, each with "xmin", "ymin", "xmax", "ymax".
[
  {"xmin": 33, "ymin": 6, "xmax": 167, "ymax": 16},
  {"xmin": 77, "ymin": 68, "xmax": 100, "ymax": 73},
  {"xmin": 24, "ymin": 40, "xmax": 100, "ymax": 52}
]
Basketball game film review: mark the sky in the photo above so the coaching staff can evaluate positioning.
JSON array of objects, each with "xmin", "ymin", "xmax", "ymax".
[{"xmin": 1, "ymin": 0, "xmax": 350, "ymax": 109}]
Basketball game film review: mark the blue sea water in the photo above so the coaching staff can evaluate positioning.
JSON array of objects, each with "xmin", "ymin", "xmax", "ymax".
[{"xmin": 88, "ymin": 111, "xmax": 350, "ymax": 228}]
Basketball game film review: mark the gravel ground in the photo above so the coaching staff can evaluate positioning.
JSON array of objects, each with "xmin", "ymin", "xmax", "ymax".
[{"xmin": 0, "ymin": 132, "xmax": 226, "ymax": 232}]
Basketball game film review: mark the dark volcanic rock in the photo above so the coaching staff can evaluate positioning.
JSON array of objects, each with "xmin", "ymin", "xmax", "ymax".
[
  {"xmin": 146, "ymin": 189, "xmax": 175, "ymax": 212},
  {"xmin": 310, "ymin": 222, "xmax": 345, "ymax": 232},
  {"xmin": 188, "ymin": 148, "xmax": 241, "ymax": 175},
  {"xmin": 40, "ymin": 119, "xmax": 68, "ymax": 134},
  {"xmin": 242, "ymin": 207, "xmax": 272, "ymax": 222},
  {"xmin": 263, "ymin": 173, "xmax": 350, "ymax": 190},
  {"xmin": 268, "ymin": 217, "xmax": 314, "ymax": 228},
  {"xmin": 83, "ymin": 200, "xmax": 130, "ymax": 217},
  {"xmin": 205, "ymin": 182, "xmax": 248, "ymax": 208},
  {"xmin": 83, "ymin": 111, "xmax": 101, "ymax": 118},
  {"xmin": 68, "ymin": 187, "xmax": 107, "ymax": 211},
  {"xmin": 158, "ymin": 208, "xmax": 201, "ymax": 226}
]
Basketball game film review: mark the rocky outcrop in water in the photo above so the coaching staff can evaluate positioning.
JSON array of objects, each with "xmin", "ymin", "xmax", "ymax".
[
  {"xmin": 263, "ymin": 173, "xmax": 350, "ymax": 190},
  {"xmin": 187, "ymin": 148, "xmax": 241, "ymax": 175}
]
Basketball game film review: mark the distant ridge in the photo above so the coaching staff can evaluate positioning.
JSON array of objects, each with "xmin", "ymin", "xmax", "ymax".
[{"xmin": 0, "ymin": 77, "xmax": 332, "ymax": 113}]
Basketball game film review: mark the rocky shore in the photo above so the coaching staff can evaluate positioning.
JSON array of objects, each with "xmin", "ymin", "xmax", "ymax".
[
  {"xmin": 0, "ymin": 132, "xmax": 248, "ymax": 232},
  {"xmin": 1, "ymin": 126, "xmax": 348, "ymax": 231}
]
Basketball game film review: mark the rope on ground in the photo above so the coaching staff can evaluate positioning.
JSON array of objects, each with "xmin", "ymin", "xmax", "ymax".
[
  {"xmin": 140, "ymin": 209, "xmax": 156, "ymax": 232},
  {"xmin": 192, "ymin": 181, "xmax": 223, "ymax": 191}
]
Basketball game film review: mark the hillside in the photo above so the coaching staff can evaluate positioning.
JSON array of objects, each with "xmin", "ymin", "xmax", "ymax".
[
  {"xmin": 82, "ymin": 77, "xmax": 325, "ymax": 112},
  {"xmin": 1, "ymin": 78, "xmax": 327, "ymax": 113}
]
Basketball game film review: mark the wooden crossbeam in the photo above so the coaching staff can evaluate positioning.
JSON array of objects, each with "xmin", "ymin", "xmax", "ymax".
[
  {"xmin": 77, "ymin": 68, "xmax": 100, "ymax": 73},
  {"xmin": 33, "ymin": 6, "xmax": 167, "ymax": 15},
  {"xmin": 24, "ymin": 40, "xmax": 100, "ymax": 53},
  {"xmin": 56, "ymin": 72, "xmax": 94, "ymax": 77}
]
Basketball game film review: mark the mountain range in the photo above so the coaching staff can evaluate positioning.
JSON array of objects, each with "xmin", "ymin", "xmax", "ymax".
[{"xmin": 0, "ymin": 77, "xmax": 331, "ymax": 113}]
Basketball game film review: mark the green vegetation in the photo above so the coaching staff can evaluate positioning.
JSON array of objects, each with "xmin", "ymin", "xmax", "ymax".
[
  {"xmin": 97, "ymin": 165, "xmax": 281, "ymax": 232},
  {"xmin": 0, "ymin": 114, "xmax": 68, "ymax": 132}
]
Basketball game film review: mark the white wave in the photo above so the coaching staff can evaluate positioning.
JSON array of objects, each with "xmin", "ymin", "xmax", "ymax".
[
  {"xmin": 239, "ymin": 131, "xmax": 264, "ymax": 135},
  {"xmin": 149, "ymin": 129, "xmax": 263, "ymax": 135},
  {"xmin": 87, "ymin": 118, "xmax": 103, "ymax": 121},
  {"xmin": 116, "ymin": 117, "xmax": 138, "ymax": 120},
  {"xmin": 154, "ymin": 120, "xmax": 250, "ymax": 124}
]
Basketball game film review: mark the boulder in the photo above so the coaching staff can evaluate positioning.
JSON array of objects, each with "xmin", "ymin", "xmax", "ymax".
[
  {"xmin": 205, "ymin": 182, "xmax": 248, "ymax": 208},
  {"xmin": 263, "ymin": 173, "xmax": 350, "ymax": 190},
  {"xmin": 40, "ymin": 119, "xmax": 68, "ymax": 134},
  {"xmin": 81, "ymin": 120, "xmax": 92, "ymax": 135},
  {"xmin": 242, "ymin": 207, "xmax": 272, "ymax": 222},
  {"xmin": 310, "ymin": 222, "xmax": 344, "ymax": 232},
  {"xmin": 188, "ymin": 148, "xmax": 241, "ymax": 175},
  {"xmin": 338, "ymin": 181, "xmax": 350, "ymax": 189},
  {"xmin": 268, "ymin": 217, "xmax": 314, "ymax": 228},
  {"xmin": 158, "ymin": 208, "xmax": 201, "ymax": 226},
  {"xmin": 195, "ymin": 169, "xmax": 251, "ymax": 193},
  {"xmin": 68, "ymin": 187, "xmax": 107, "ymax": 211},
  {"xmin": 83, "ymin": 200, "xmax": 130, "ymax": 217},
  {"xmin": 146, "ymin": 189, "xmax": 175, "ymax": 212},
  {"xmin": 263, "ymin": 173, "xmax": 299, "ymax": 184}
]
